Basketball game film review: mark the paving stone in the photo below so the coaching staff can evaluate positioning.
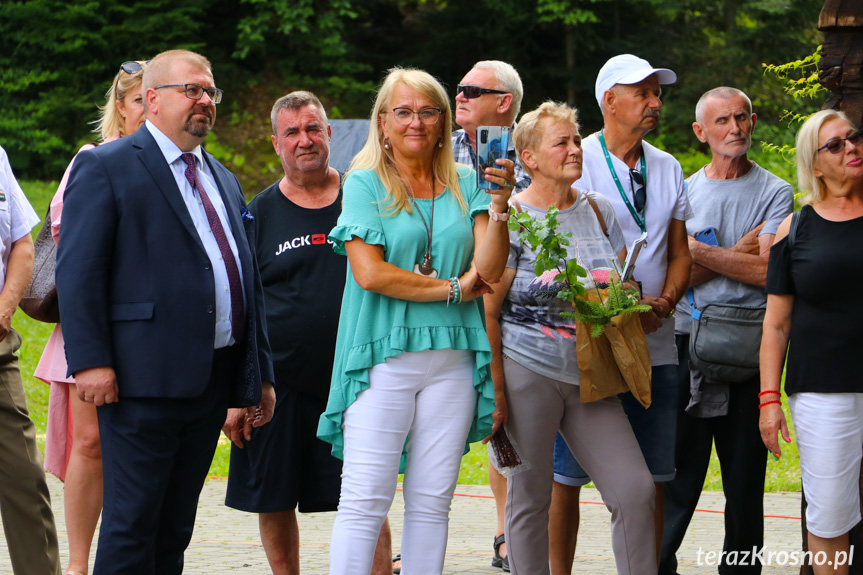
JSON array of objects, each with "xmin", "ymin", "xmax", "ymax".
[{"xmin": 0, "ymin": 476, "xmax": 805, "ymax": 573}]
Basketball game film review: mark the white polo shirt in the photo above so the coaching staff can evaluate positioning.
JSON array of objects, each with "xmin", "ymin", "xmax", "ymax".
[
  {"xmin": 575, "ymin": 132, "xmax": 692, "ymax": 366},
  {"xmin": 0, "ymin": 146, "xmax": 41, "ymax": 292}
]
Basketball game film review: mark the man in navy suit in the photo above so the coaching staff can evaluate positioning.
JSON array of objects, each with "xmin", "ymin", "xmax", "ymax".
[{"xmin": 56, "ymin": 49, "xmax": 275, "ymax": 575}]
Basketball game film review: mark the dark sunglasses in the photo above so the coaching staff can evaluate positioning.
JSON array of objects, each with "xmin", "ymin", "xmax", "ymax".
[
  {"xmin": 817, "ymin": 130, "xmax": 863, "ymax": 154},
  {"xmin": 457, "ymin": 84, "xmax": 507, "ymax": 99},
  {"xmin": 630, "ymin": 169, "xmax": 646, "ymax": 213},
  {"xmin": 120, "ymin": 60, "xmax": 149, "ymax": 75}
]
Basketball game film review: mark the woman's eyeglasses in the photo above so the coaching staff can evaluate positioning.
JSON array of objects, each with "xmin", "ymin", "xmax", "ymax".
[
  {"xmin": 120, "ymin": 61, "xmax": 149, "ymax": 75},
  {"xmin": 817, "ymin": 131, "xmax": 863, "ymax": 154},
  {"xmin": 456, "ymin": 85, "xmax": 507, "ymax": 99},
  {"xmin": 389, "ymin": 107, "xmax": 442, "ymax": 126},
  {"xmin": 630, "ymin": 169, "xmax": 646, "ymax": 213}
]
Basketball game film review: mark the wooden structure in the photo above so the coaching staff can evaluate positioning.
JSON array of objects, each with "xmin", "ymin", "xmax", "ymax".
[{"xmin": 819, "ymin": 0, "xmax": 863, "ymax": 128}]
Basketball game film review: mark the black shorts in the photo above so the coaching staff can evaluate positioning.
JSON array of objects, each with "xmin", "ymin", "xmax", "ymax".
[{"xmin": 225, "ymin": 384, "xmax": 341, "ymax": 513}]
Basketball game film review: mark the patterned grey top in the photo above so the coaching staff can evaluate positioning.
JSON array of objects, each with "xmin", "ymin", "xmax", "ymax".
[{"xmin": 501, "ymin": 191, "xmax": 625, "ymax": 384}]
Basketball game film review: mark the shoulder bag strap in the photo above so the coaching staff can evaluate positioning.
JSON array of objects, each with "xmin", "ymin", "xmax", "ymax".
[
  {"xmin": 583, "ymin": 192, "xmax": 609, "ymax": 237},
  {"xmin": 787, "ymin": 207, "xmax": 804, "ymax": 250}
]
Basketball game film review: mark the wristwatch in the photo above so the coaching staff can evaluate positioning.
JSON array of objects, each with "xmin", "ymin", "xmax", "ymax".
[
  {"xmin": 660, "ymin": 295, "xmax": 677, "ymax": 317},
  {"xmin": 488, "ymin": 207, "xmax": 510, "ymax": 222}
]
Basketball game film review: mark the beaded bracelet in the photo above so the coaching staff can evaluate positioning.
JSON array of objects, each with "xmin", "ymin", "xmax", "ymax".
[
  {"xmin": 758, "ymin": 390, "xmax": 781, "ymax": 398},
  {"xmin": 446, "ymin": 277, "xmax": 461, "ymax": 307},
  {"xmin": 758, "ymin": 400, "xmax": 781, "ymax": 410}
]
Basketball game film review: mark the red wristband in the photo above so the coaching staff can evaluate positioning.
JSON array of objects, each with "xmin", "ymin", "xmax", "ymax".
[
  {"xmin": 758, "ymin": 390, "xmax": 781, "ymax": 398},
  {"xmin": 660, "ymin": 295, "xmax": 676, "ymax": 309},
  {"xmin": 758, "ymin": 400, "xmax": 781, "ymax": 410}
]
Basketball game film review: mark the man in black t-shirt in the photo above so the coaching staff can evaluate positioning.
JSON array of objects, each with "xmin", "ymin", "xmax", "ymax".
[{"xmin": 224, "ymin": 91, "xmax": 392, "ymax": 575}]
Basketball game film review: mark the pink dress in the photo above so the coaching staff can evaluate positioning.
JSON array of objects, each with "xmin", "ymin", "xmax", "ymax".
[{"xmin": 35, "ymin": 143, "xmax": 95, "ymax": 481}]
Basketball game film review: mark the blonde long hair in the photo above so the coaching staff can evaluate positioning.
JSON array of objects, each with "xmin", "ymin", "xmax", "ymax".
[
  {"xmin": 94, "ymin": 60, "xmax": 148, "ymax": 142},
  {"xmin": 347, "ymin": 67, "xmax": 466, "ymax": 215}
]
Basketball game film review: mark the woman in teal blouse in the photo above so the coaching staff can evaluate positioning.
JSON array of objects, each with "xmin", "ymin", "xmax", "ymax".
[{"xmin": 318, "ymin": 67, "xmax": 515, "ymax": 574}]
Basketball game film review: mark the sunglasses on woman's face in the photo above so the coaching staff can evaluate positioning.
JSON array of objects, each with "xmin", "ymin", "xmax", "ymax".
[
  {"xmin": 456, "ymin": 84, "xmax": 507, "ymax": 99},
  {"xmin": 817, "ymin": 130, "xmax": 863, "ymax": 154}
]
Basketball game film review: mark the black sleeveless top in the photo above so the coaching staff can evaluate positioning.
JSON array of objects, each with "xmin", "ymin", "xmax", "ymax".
[{"xmin": 766, "ymin": 205, "xmax": 863, "ymax": 395}]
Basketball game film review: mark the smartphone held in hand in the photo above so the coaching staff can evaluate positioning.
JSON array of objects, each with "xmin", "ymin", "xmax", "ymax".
[{"xmin": 476, "ymin": 126, "xmax": 510, "ymax": 190}]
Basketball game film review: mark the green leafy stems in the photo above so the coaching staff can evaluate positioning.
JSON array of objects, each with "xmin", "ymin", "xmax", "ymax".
[{"xmin": 508, "ymin": 205, "xmax": 651, "ymax": 338}]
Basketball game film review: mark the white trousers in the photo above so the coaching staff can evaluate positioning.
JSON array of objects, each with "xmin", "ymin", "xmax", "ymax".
[{"xmin": 329, "ymin": 349, "xmax": 477, "ymax": 575}]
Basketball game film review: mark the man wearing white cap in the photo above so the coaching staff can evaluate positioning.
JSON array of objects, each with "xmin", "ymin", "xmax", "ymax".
[{"xmin": 548, "ymin": 54, "xmax": 692, "ymax": 574}]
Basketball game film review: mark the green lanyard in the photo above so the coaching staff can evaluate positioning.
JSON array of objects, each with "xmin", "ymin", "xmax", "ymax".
[{"xmin": 598, "ymin": 130, "xmax": 646, "ymax": 233}]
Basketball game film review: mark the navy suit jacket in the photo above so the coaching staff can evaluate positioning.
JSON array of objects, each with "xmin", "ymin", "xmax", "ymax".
[{"xmin": 56, "ymin": 127, "xmax": 273, "ymax": 407}]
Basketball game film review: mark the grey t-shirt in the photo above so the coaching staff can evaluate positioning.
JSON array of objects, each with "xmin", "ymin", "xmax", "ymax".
[
  {"xmin": 675, "ymin": 163, "xmax": 794, "ymax": 334},
  {"xmin": 501, "ymin": 191, "xmax": 625, "ymax": 384}
]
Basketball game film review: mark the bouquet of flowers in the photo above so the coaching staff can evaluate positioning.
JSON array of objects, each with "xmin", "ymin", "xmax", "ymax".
[
  {"xmin": 509, "ymin": 204, "xmax": 652, "ymax": 407},
  {"xmin": 509, "ymin": 205, "xmax": 651, "ymax": 337}
]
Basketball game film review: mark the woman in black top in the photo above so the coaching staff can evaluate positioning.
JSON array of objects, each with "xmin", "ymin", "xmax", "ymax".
[{"xmin": 761, "ymin": 109, "xmax": 863, "ymax": 575}]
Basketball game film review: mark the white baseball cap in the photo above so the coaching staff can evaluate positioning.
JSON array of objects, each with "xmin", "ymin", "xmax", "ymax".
[{"xmin": 594, "ymin": 54, "xmax": 677, "ymax": 108}]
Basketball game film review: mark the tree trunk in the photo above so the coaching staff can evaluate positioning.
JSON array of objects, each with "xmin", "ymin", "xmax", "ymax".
[
  {"xmin": 818, "ymin": 0, "xmax": 863, "ymax": 128},
  {"xmin": 566, "ymin": 26, "xmax": 576, "ymax": 106}
]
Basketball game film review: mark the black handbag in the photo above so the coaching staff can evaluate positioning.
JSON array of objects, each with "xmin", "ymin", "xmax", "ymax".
[{"xmin": 19, "ymin": 206, "xmax": 59, "ymax": 323}]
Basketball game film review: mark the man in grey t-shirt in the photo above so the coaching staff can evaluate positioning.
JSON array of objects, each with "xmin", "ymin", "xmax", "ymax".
[{"xmin": 659, "ymin": 87, "xmax": 793, "ymax": 575}]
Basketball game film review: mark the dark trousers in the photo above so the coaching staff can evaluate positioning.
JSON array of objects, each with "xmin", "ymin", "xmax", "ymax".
[
  {"xmin": 93, "ymin": 347, "xmax": 237, "ymax": 575},
  {"xmin": 659, "ymin": 335, "xmax": 767, "ymax": 575}
]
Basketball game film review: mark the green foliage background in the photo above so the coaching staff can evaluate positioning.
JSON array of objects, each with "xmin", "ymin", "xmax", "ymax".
[{"xmin": 1, "ymin": 0, "xmax": 823, "ymax": 192}]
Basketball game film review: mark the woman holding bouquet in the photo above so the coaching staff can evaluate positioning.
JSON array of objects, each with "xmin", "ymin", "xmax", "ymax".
[
  {"xmin": 484, "ymin": 101, "xmax": 655, "ymax": 575},
  {"xmin": 761, "ymin": 109, "xmax": 863, "ymax": 575}
]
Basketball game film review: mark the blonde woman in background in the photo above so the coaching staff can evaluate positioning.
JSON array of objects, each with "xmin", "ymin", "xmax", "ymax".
[{"xmin": 36, "ymin": 60, "xmax": 148, "ymax": 575}]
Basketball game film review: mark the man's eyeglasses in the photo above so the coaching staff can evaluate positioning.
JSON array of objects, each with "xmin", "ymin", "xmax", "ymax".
[
  {"xmin": 155, "ymin": 83, "xmax": 223, "ymax": 105},
  {"xmin": 817, "ymin": 130, "xmax": 863, "ymax": 154},
  {"xmin": 457, "ymin": 85, "xmax": 507, "ymax": 99},
  {"xmin": 630, "ymin": 169, "xmax": 646, "ymax": 213},
  {"xmin": 389, "ymin": 107, "xmax": 442, "ymax": 126},
  {"xmin": 120, "ymin": 61, "xmax": 149, "ymax": 75}
]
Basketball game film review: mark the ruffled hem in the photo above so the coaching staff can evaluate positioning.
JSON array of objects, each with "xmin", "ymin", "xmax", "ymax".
[
  {"xmin": 329, "ymin": 224, "xmax": 386, "ymax": 256},
  {"xmin": 317, "ymin": 325, "xmax": 496, "ymax": 470}
]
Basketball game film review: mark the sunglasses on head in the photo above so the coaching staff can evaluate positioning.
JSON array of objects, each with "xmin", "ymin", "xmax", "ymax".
[
  {"xmin": 457, "ymin": 84, "xmax": 507, "ymax": 99},
  {"xmin": 120, "ymin": 60, "xmax": 149, "ymax": 75},
  {"xmin": 817, "ymin": 130, "xmax": 863, "ymax": 154},
  {"xmin": 630, "ymin": 169, "xmax": 646, "ymax": 213}
]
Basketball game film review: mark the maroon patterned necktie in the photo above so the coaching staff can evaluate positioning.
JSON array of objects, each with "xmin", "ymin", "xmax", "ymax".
[{"xmin": 181, "ymin": 153, "xmax": 245, "ymax": 342}]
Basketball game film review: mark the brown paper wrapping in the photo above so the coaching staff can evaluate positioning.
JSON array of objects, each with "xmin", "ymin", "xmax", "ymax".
[{"xmin": 575, "ymin": 289, "xmax": 652, "ymax": 408}]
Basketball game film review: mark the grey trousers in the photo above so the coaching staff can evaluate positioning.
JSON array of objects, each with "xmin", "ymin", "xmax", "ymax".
[
  {"xmin": 503, "ymin": 357, "xmax": 656, "ymax": 575},
  {"xmin": 0, "ymin": 329, "xmax": 61, "ymax": 575}
]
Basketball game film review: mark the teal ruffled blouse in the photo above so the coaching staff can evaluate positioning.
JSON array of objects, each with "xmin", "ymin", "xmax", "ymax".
[{"xmin": 317, "ymin": 167, "xmax": 496, "ymax": 464}]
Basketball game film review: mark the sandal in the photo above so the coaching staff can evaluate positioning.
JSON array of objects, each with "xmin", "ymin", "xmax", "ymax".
[
  {"xmin": 393, "ymin": 553, "xmax": 401, "ymax": 575},
  {"xmin": 492, "ymin": 534, "xmax": 510, "ymax": 571}
]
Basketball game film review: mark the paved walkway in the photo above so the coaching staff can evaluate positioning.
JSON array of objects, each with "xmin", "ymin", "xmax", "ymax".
[{"xmin": 0, "ymin": 475, "xmax": 807, "ymax": 574}]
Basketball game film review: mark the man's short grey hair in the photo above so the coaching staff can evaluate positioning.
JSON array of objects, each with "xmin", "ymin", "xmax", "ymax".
[
  {"xmin": 270, "ymin": 91, "xmax": 328, "ymax": 135},
  {"xmin": 472, "ymin": 60, "xmax": 523, "ymax": 121},
  {"xmin": 695, "ymin": 87, "xmax": 752, "ymax": 124}
]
